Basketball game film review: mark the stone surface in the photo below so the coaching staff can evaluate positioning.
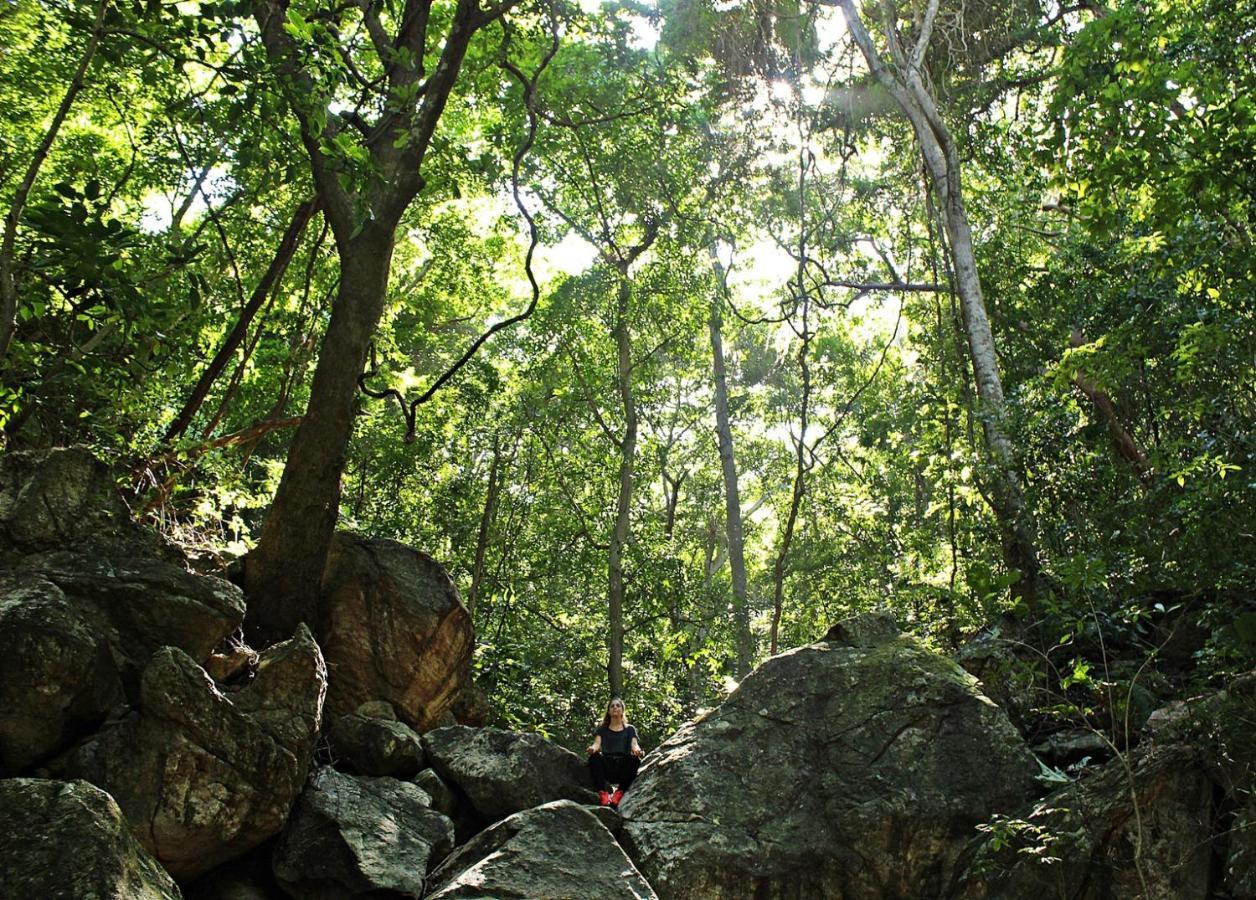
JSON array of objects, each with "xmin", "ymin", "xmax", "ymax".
[
  {"xmin": 415, "ymin": 767, "xmax": 460, "ymax": 817},
  {"xmin": 952, "ymin": 742, "xmax": 1216, "ymax": 900},
  {"xmin": 426, "ymin": 799, "xmax": 657, "ymax": 900},
  {"xmin": 619, "ymin": 619, "xmax": 1039, "ymax": 899},
  {"xmin": 328, "ymin": 711, "xmax": 426, "ymax": 777},
  {"xmin": 422, "ymin": 724, "xmax": 595, "ymax": 823},
  {"xmin": 272, "ymin": 767, "xmax": 454, "ymax": 899},
  {"xmin": 23, "ymin": 550, "xmax": 246, "ymax": 675},
  {"xmin": 0, "ymin": 778, "xmax": 181, "ymax": 900},
  {"xmin": 51, "ymin": 627, "xmax": 326, "ymax": 879},
  {"xmin": 822, "ymin": 610, "xmax": 902, "ymax": 648},
  {"xmin": 0, "ymin": 572, "xmax": 123, "ymax": 773},
  {"xmin": 0, "ymin": 447, "xmax": 161, "ymax": 561},
  {"xmin": 450, "ymin": 681, "xmax": 491, "ymax": 727},
  {"xmin": 319, "ymin": 532, "xmax": 473, "ymax": 732},
  {"xmin": 204, "ymin": 644, "xmax": 257, "ymax": 685}
]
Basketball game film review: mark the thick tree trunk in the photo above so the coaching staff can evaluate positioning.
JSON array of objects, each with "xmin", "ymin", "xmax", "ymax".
[
  {"xmin": 164, "ymin": 197, "xmax": 319, "ymax": 446},
  {"xmin": 707, "ymin": 246, "xmax": 752, "ymax": 676},
  {"xmin": 607, "ymin": 271, "xmax": 635, "ymax": 698},
  {"xmin": 244, "ymin": 222, "xmax": 395, "ymax": 642}
]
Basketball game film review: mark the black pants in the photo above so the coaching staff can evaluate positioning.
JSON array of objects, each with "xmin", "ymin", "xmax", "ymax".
[{"xmin": 588, "ymin": 752, "xmax": 639, "ymax": 792}]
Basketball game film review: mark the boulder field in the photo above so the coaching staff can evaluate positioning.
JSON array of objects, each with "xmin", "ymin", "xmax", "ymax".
[{"xmin": 0, "ymin": 447, "xmax": 1251, "ymax": 898}]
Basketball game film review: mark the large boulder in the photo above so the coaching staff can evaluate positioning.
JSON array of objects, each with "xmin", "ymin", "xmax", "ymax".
[
  {"xmin": 272, "ymin": 767, "xmax": 455, "ymax": 899},
  {"xmin": 0, "ymin": 554, "xmax": 245, "ymax": 773},
  {"xmin": 426, "ymin": 799, "xmax": 657, "ymax": 900},
  {"xmin": 954, "ymin": 673, "xmax": 1256, "ymax": 900},
  {"xmin": 318, "ymin": 533, "xmax": 472, "ymax": 732},
  {"xmin": 951, "ymin": 742, "xmax": 1215, "ymax": 899},
  {"xmin": 0, "ymin": 572, "xmax": 123, "ymax": 773},
  {"xmin": 620, "ymin": 613, "xmax": 1039, "ymax": 899},
  {"xmin": 0, "ymin": 778, "xmax": 181, "ymax": 900},
  {"xmin": 328, "ymin": 709, "xmax": 426, "ymax": 777},
  {"xmin": 50, "ymin": 626, "xmax": 326, "ymax": 879},
  {"xmin": 24, "ymin": 550, "xmax": 246, "ymax": 675},
  {"xmin": 422, "ymin": 724, "xmax": 595, "ymax": 823},
  {"xmin": 0, "ymin": 447, "xmax": 168, "ymax": 561}
]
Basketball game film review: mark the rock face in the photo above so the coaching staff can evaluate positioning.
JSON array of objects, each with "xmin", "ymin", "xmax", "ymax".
[
  {"xmin": 0, "ymin": 453, "xmax": 245, "ymax": 775},
  {"xmin": 954, "ymin": 675, "xmax": 1256, "ymax": 900},
  {"xmin": 0, "ymin": 447, "xmax": 168, "ymax": 561},
  {"xmin": 319, "ymin": 532, "xmax": 473, "ymax": 732},
  {"xmin": 0, "ymin": 778, "xmax": 181, "ymax": 900},
  {"xmin": 426, "ymin": 799, "xmax": 657, "ymax": 900},
  {"xmin": 423, "ymin": 724, "xmax": 595, "ymax": 823},
  {"xmin": 0, "ymin": 572, "xmax": 124, "ymax": 773},
  {"xmin": 952, "ymin": 742, "xmax": 1215, "ymax": 899},
  {"xmin": 18, "ymin": 551, "xmax": 246, "ymax": 686},
  {"xmin": 620, "ymin": 613, "xmax": 1039, "ymax": 899},
  {"xmin": 272, "ymin": 767, "xmax": 455, "ymax": 899},
  {"xmin": 51, "ymin": 627, "xmax": 326, "ymax": 879},
  {"xmin": 328, "ymin": 711, "xmax": 427, "ymax": 777}
]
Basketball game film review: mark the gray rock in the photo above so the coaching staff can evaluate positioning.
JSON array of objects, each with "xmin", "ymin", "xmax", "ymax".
[
  {"xmin": 426, "ymin": 799, "xmax": 656, "ymax": 900},
  {"xmin": 415, "ymin": 767, "xmax": 460, "ymax": 817},
  {"xmin": 422, "ymin": 725, "xmax": 596, "ymax": 823},
  {"xmin": 0, "ymin": 447, "xmax": 162, "ymax": 561},
  {"xmin": 23, "ymin": 550, "xmax": 245, "ymax": 673},
  {"xmin": 50, "ymin": 627, "xmax": 326, "ymax": 879},
  {"xmin": 590, "ymin": 802, "xmax": 624, "ymax": 836},
  {"xmin": 318, "ymin": 533, "xmax": 473, "ymax": 732},
  {"xmin": 822, "ymin": 610, "xmax": 901, "ymax": 647},
  {"xmin": 272, "ymin": 767, "xmax": 454, "ymax": 899},
  {"xmin": 328, "ymin": 712, "xmax": 426, "ymax": 777},
  {"xmin": 620, "ymin": 623, "xmax": 1039, "ymax": 899},
  {"xmin": 355, "ymin": 699, "xmax": 396, "ymax": 720},
  {"xmin": 952, "ymin": 742, "xmax": 1215, "ymax": 899},
  {"xmin": 0, "ymin": 573, "xmax": 123, "ymax": 773},
  {"xmin": 1030, "ymin": 728, "xmax": 1112, "ymax": 767},
  {"xmin": 0, "ymin": 778, "xmax": 181, "ymax": 900}
]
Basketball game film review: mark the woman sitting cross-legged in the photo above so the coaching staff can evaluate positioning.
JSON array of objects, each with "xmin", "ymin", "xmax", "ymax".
[{"xmin": 586, "ymin": 697, "xmax": 643, "ymax": 808}]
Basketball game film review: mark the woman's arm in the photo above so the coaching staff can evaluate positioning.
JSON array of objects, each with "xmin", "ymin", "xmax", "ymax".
[
  {"xmin": 587, "ymin": 734, "xmax": 601, "ymax": 755},
  {"xmin": 630, "ymin": 734, "xmax": 643, "ymax": 758}
]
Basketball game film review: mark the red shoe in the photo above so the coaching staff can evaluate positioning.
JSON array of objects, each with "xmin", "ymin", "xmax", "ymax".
[
  {"xmin": 610, "ymin": 789, "xmax": 624, "ymax": 808},
  {"xmin": 598, "ymin": 790, "xmax": 611, "ymax": 806}
]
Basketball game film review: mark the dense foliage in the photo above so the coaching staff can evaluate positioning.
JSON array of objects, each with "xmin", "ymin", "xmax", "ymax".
[{"xmin": 1, "ymin": 0, "xmax": 1252, "ymax": 747}]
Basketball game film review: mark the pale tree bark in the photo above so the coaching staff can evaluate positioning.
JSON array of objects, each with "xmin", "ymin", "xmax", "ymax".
[
  {"xmin": 834, "ymin": 0, "xmax": 1045, "ymax": 612},
  {"xmin": 706, "ymin": 244, "xmax": 753, "ymax": 676},
  {"xmin": 0, "ymin": 0, "xmax": 111, "ymax": 365},
  {"xmin": 468, "ymin": 427, "xmax": 520, "ymax": 615},
  {"xmin": 607, "ymin": 267, "xmax": 636, "ymax": 698}
]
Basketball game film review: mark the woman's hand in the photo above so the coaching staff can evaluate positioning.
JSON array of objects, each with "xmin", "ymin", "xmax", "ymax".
[
  {"xmin": 587, "ymin": 743, "xmax": 598, "ymax": 755},
  {"xmin": 631, "ymin": 741, "xmax": 643, "ymax": 758}
]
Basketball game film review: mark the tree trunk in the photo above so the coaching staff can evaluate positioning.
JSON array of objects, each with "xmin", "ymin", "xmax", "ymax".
[
  {"xmin": 468, "ymin": 429, "xmax": 513, "ymax": 615},
  {"xmin": 0, "ymin": 0, "xmax": 111, "ymax": 364},
  {"xmin": 1070, "ymin": 329, "xmax": 1152, "ymax": 481},
  {"xmin": 707, "ymin": 246, "xmax": 752, "ymax": 676},
  {"xmin": 607, "ymin": 269, "xmax": 635, "ymax": 698},
  {"xmin": 837, "ymin": 0, "xmax": 1044, "ymax": 612},
  {"xmin": 244, "ymin": 221, "xmax": 395, "ymax": 642},
  {"xmin": 164, "ymin": 197, "xmax": 319, "ymax": 446}
]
